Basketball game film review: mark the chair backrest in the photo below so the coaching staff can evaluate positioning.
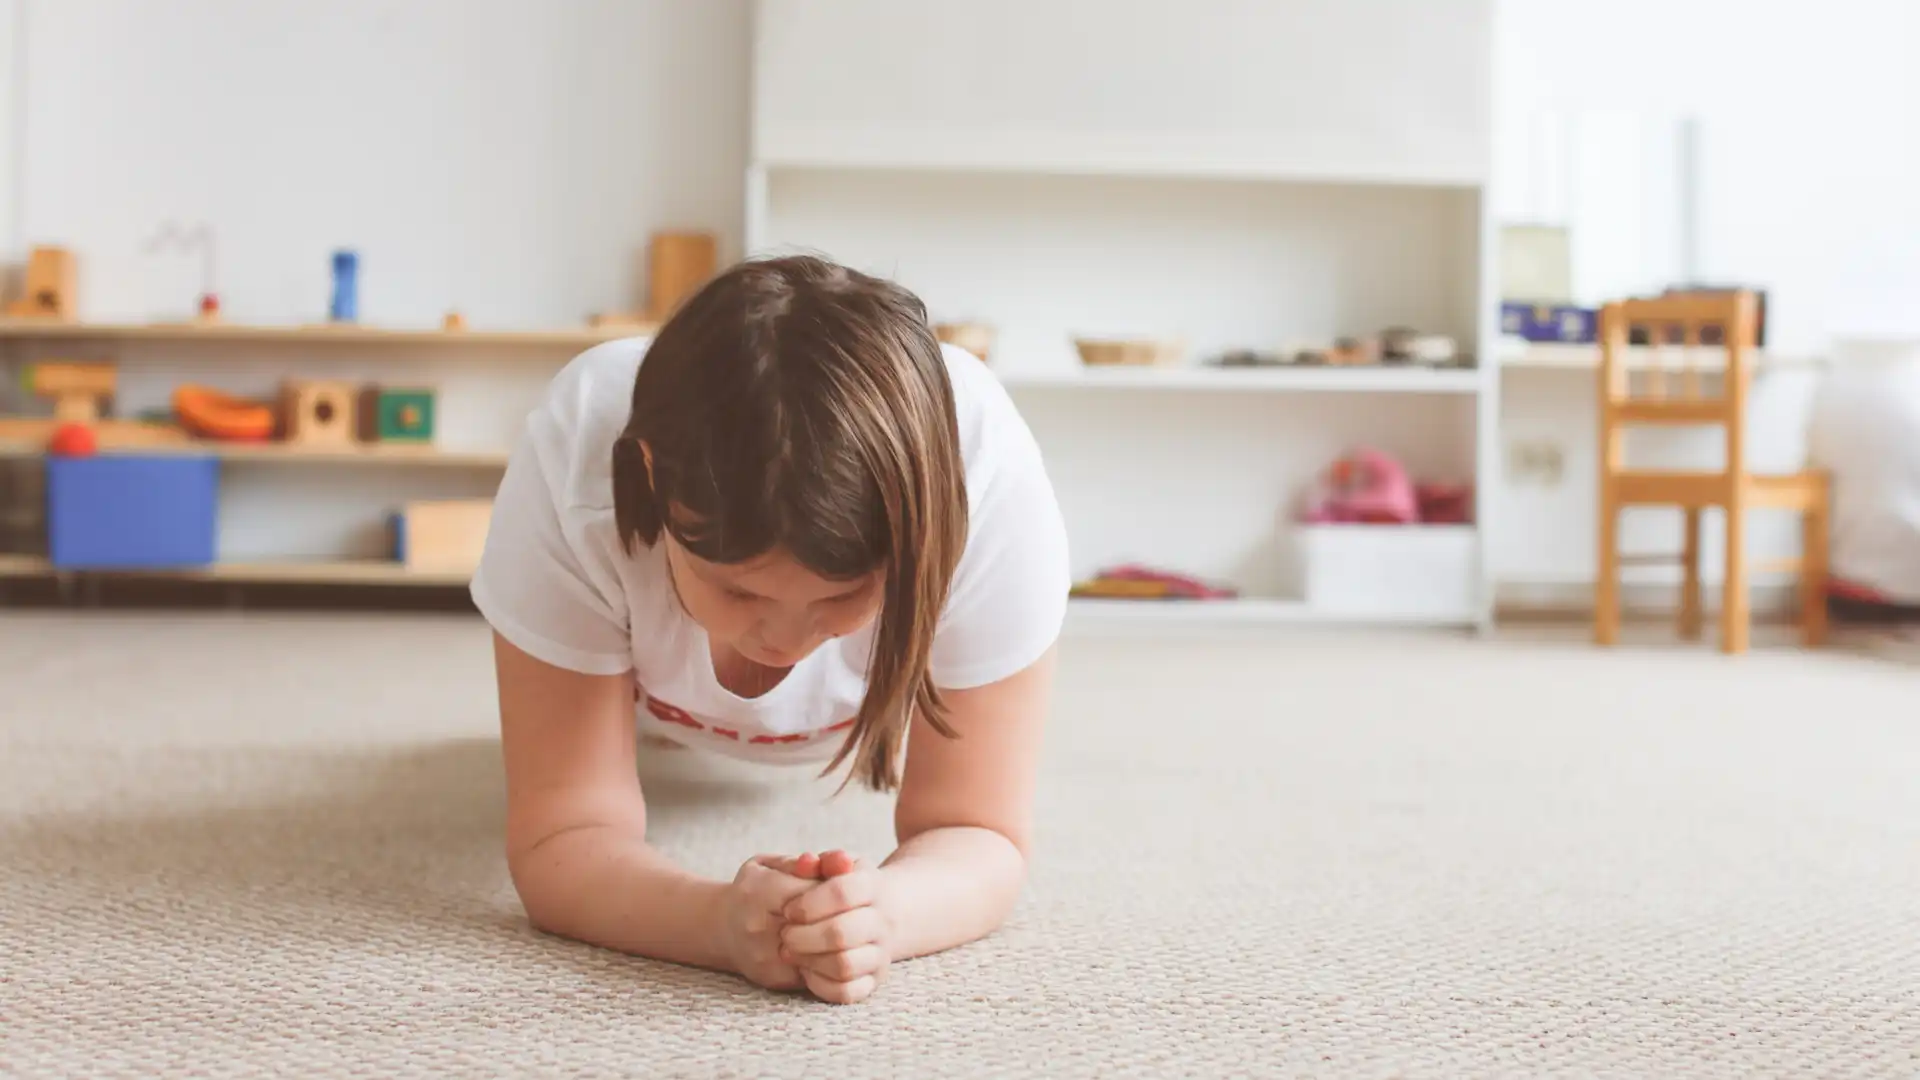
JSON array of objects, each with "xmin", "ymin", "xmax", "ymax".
[{"xmin": 1598, "ymin": 291, "xmax": 1758, "ymax": 424}]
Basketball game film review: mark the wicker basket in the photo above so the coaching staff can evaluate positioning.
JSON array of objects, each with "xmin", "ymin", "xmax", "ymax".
[
  {"xmin": 934, "ymin": 322, "xmax": 996, "ymax": 364},
  {"xmin": 1073, "ymin": 337, "xmax": 1183, "ymax": 367}
]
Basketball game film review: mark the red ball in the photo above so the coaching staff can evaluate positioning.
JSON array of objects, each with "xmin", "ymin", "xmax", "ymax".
[{"xmin": 47, "ymin": 422, "xmax": 98, "ymax": 457}]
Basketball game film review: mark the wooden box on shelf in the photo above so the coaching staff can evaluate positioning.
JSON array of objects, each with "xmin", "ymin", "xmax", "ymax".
[
  {"xmin": 357, "ymin": 386, "xmax": 436, "ymax": 444},
  {"xmin": 392, "ymin": 499, "xmax": 492, "ymax": 575},
  {"xmin": 280, "ymin": 380, "xmax": 358, "ymax": 447}
]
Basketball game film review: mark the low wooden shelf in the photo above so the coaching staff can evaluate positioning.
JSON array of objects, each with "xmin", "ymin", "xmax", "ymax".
[{"xmin": 0, "ymin": 554, "xmax": 469, "ymax": 587}]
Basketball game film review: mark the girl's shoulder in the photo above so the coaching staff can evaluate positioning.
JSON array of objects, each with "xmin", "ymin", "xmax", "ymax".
[{"xmin": 524, "ymin": 336, "xmax": 653, "ymax": 512}]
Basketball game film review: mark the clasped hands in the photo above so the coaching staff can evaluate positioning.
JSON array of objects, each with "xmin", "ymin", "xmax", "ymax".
[{"xmin": 722, "ymin": 848, "xmax": 890, "ymax": 1004}]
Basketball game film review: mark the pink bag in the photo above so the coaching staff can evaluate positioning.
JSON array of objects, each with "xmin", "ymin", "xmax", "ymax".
[{"xmin": 1300, "ymin": 448, "xmax": 1419, "ymax": 524}]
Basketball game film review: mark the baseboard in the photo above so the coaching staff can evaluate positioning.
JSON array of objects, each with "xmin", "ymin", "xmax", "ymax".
[{"xmin": 1496, "ymin": 579, "xmax": 1799, "ymax": 622}]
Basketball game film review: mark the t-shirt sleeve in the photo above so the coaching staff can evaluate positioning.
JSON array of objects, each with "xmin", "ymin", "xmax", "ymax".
[
  {"xmin": 928, "ymin": 392, "xmax": 1071, "ymax": 690},
  {"xmin": 469, "ymin": 435, "xmax": 634, "ymax": 677}
]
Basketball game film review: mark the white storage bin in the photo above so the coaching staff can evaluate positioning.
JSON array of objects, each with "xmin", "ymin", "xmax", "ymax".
[{"xmin": 1298, "ymin": 525, "xmax": 1479, "ymax": 619}]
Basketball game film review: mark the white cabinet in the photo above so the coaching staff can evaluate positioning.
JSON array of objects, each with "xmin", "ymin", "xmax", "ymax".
[{"xmin": 753, "ymin": 0, "xmax": 1493, "ymax": 185}]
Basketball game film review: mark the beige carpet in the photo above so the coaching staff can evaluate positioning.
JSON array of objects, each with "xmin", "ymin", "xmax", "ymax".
[{"xmin": 1, "ymin": 612, "xmax": 1916, "ymax": 1078}]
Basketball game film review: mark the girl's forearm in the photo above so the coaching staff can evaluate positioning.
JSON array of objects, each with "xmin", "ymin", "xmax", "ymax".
[
  {"xmin": 509, "ymin": 826, "xmax": 732, "ymax": 972},
  {"xmin": 878, "ymin": 826, "xmax": 1028, "ymax": 960}
]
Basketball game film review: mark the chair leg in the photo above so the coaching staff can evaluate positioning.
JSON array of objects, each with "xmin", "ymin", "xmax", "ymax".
[
  {"xmin": 1680, "ymin": 506, "xmax": 1703, "ymax": 640},
  {"xmin": 1801, "ymin": 487, "xmax": 1830, "ymax": 648},
  {"xmin": 1722, "ymin": 495, "xmax": 1749, "ymax": 654},
  {"xmin": 1596, "ymin": 499, "xmax": 1620, "ymax": 645}
]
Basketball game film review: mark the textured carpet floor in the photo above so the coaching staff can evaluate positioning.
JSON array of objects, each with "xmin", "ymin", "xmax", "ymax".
[{"xmin": 1, "ymin": 612, "xmax": 1916, "ymax": 1078}]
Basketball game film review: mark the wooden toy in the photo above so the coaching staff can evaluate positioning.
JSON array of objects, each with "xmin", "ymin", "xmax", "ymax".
[
  {"xmin": 6, "ymin": 246, "xmax": 78, "ymax": 320},
  {"xmin": 280, "ymin": 380, "xmax": 358, "ymax": 446},
  {"xmin": 1073, "ymin": 338, "xmax": 1183, "ymax": 367},
  {"xmin": 30, "ymin": 362, "xmax": 117, "ymax": 424},
  {"xmin": 356, "ymin": 386, "xmax": 435, "ymax": 443},
  {"xmin": 391, "ymin": 498, "xmax": 493, "ymax": 574},
  {"xmin": 646, "ymin": 231, "xmax": 718, "ymax": 320},
  {"xmin": 441, "ymin": 311, "xmax": 466, "ymax": 331},
  {"xmin": 172, "ymin": 385, "xmax": 275, "ymax": 442},
  {"xmin": 1, "ymin": 364, "xmax": 189, "ymax": 449},
  {"xmin": 934, "ymin": 322, "xmax": 996, "ymax": 363}
]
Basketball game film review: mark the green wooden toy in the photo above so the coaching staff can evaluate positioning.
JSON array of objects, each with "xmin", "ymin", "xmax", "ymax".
[{"xmin": 357, "ymin": 386, "xmax": 435, "ymax": 443}]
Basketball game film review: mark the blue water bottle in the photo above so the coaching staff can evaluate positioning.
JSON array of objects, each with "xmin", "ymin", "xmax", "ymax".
[{"xmin": 330, "ymin": 249, "xmax": 359, "ymax": 322}]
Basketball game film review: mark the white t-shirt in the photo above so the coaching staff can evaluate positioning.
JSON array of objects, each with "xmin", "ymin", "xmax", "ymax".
[{"xmin": 470, "ymin": 337, "xmax": 1070, "ymax": 765}]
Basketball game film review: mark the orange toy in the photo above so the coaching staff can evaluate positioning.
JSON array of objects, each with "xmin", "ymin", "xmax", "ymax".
[{"xmin": 172, "ymin": 385, "xmax": 275, "ymax": 442}]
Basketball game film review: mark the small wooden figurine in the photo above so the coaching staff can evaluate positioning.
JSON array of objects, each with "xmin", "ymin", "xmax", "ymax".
[
  {"xmin": 280, "ymin": 379, "xmax": 358, "ymax": 447},
  {"xmin": 357, "ymin": 385, "xmax": 436, "ymax": 444},
  {"xmin": 441, "ymin": 311, "xmax": 466, "ymax": 331},
  {"xmin": 7, "ymin": 247, "xmax": 79, "ymax": 320}
]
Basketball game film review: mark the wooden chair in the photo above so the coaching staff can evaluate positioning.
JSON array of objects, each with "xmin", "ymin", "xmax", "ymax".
[{"xmin": 1594, "ymin": 291, "xmax": 1830, "ymax": 653}]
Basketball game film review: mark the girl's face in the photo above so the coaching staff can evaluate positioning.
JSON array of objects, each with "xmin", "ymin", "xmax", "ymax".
[{"xmin": 663, "ymin": 536, "xmax": 883, "ymax": 669}]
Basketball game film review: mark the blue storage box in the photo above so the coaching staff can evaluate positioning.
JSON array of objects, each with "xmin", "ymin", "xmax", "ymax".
[{"xmin": 46, "ymin": 454, "xmax": 220, "ymax": 569}]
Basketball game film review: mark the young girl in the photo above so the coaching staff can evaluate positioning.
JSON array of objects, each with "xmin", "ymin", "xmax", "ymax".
[{"xmin": 470, "ymin": 255, "xmax": 1069, "ymax": 1005}]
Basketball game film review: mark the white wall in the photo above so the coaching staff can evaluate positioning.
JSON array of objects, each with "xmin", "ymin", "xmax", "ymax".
[
  {"xmin": 0, "ymin": 0, "xmax": 750, "ymax": 558},
  {"xmin": 1491, "ymin": 0, "xmax": 1920, "ymax": 601},
  {"xmin": 10, "ymin": 0, "xmax": 750, "ymax": 327}
]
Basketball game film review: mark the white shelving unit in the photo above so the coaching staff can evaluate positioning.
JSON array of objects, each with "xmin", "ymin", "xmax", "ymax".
[{"xmin": 746, "ymin": 0, "xmax": 1500, "ymax": 632}]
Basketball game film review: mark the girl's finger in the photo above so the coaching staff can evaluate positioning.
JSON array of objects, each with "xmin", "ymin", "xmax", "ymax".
[
  {"xmin": 790, "ymin": 943, "xmax": 886, "ymax": 982},
  {"xmin": 803, "ymin": 968, "xmax": 879, "ymax": 1006},
  {"xmin": 779, "ymin": 904, "xmax": 883, "ymax": 955},
  {"xmin": 819, "ymin": 849, "xmax": 858, "ymax": 878},
  {"xmin": 795, "ymin": 851, "xmax": 822, "ymax": 879},
  {"xmin": 784, "ymin": 868, "xmax": 880, "ymax": 924}
]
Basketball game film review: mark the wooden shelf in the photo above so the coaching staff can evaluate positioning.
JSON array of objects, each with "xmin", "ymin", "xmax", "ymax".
[
  {"xmin": 999, "ymin": 364, "xmax": 1482, "ymax": 394},
  {"xmin": 0, "ymin": 439, "xmax": 510, "ymax": 468},
  {"xmin": 0, "ymin": 554, "xmax": 468, "ymax": 587},
  {"xmin": 0, "ymin": 318, "xmax": 657, "ymax": 348}
]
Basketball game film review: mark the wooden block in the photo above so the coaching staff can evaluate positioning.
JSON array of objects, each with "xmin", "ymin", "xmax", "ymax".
[
  {"xmin": 356, "ymin": 386, "xmax": 435, "ymax": 443},
  {"xmin": 30, "ymin": 361, "xmax": 115, "ymax": 424},
  {"xmin": 280, "ymin": 380, "xmax": 358, "ymax": 447},
  {"xmin": 6, "ymin": 247, "xmax": 78, "ymax": 320},
  {"xmin": 393, "ymin": 499, "xmax": 493, "ymax": 574},
  {"xmin": 646, "ymin": 231, "xmax": 718, "ymax": 321}
]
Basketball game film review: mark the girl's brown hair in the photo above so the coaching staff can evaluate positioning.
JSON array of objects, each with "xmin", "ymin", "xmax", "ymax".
[{"xmin": 611, "ymin": 254, "xmax": 968, "ymax": 791}]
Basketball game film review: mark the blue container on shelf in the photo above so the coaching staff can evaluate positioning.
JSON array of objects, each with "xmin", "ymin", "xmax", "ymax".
[
  {"xmin": 46, "ymin": 455, "xmax": 221, "ymax": 569},
  {"xmin": 330, "ymin": 249, "xmax": 359, "ymax": 322}
]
